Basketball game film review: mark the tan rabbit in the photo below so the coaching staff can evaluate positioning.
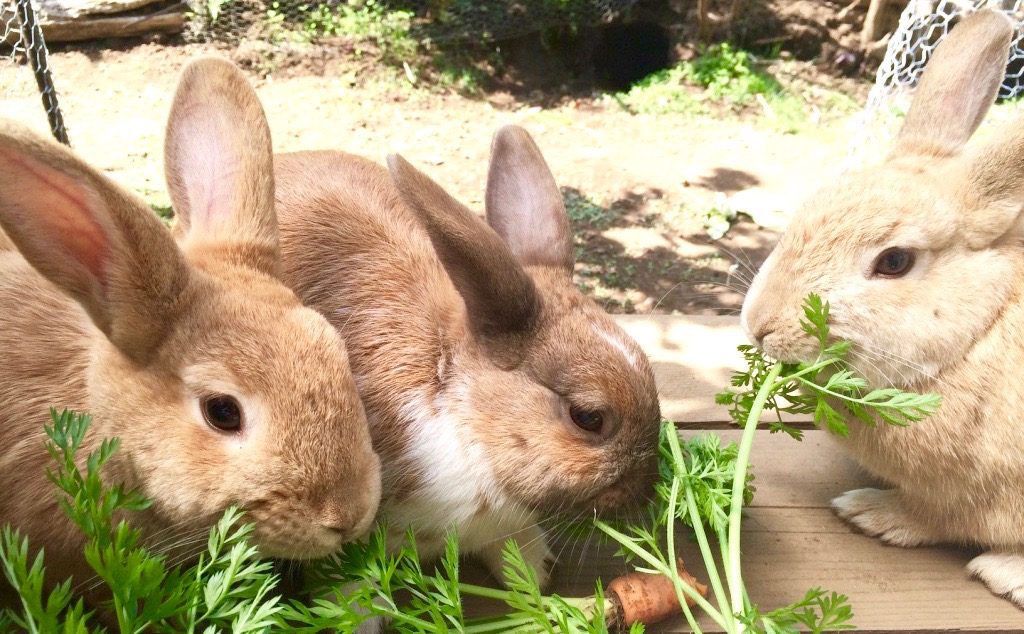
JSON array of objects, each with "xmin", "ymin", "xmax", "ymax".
[
  {"xmin": 273, "ymin": 125, "xmax": 661, "ymax": 588},
  {"xmin": 0, "ymin": 57, "xmax": 380, "ymax": 606},
  {"xmin": 740, "ymin": 9, "xmax": 1024, "ymax": 607}
]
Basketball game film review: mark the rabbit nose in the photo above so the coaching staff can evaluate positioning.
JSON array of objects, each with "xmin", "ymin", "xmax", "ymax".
[
  {"xmin": 317, "ymin": 480, "xmax": 380, "ymax": 540},
  {"xmin": 752, "ymin": 324, "xmax": 775, "ymax": 346},
  {"xmin": 317, "ymin": 500, "xmax": 361, "ymax": 538}
]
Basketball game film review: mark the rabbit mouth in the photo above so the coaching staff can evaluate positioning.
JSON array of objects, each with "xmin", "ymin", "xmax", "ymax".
[{"xmin": 250, "ymin": 525, "xmax": 350, "ymax": 560}]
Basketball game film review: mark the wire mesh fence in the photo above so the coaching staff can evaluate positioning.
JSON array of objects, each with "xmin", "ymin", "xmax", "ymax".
[
  {"xmin": 185, "ymin": 0, "xmax": 640, "ymax": 45},
  {"xmin": 2, "ymin": 0, "xmax": 68, "ymax": 144},
  {"xmin": 851, "ymin": 0, "xmax": 1024, "ymax": 163}
]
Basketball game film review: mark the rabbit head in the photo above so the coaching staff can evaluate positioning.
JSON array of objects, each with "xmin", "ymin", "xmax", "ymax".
[
  {"xmin": 0, "ymin": 58, "xmax": 380, "ymax": 561},
  {"xmin": 386, "ymin": 125, "xmax": 661, "ymax": 517},
  {"xmin": 741, "ymin": 9, "xmax": 1022, "ymax": 392}
]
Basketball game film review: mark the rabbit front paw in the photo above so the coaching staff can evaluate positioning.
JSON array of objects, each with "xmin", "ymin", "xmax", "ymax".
[
  {"xmin": 967, "ymin": 551, "xmax": 1024, "ymax": 609},
  {"xmin": 831, "ymin": 488, "xmax": 938, "ymax": 547},
  {"xmin": 479, "ymin": 524, "xmax": 556, "ymax": 591}
]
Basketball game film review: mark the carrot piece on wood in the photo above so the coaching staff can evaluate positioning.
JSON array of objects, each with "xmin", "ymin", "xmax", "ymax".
[{"xmin": 605, "ymin": 558, "xmax": 708, "ymax": 627}]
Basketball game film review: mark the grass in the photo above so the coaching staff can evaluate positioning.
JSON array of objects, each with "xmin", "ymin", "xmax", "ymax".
[
  {"xmin": 613, "ymin": 44, "xmax": 859, "ymax": 135},
  {"xmin": 614, "ymin": 44, "xmax": 780, "ymax": 116},
  {"xmin": 264, "ymin": 0, "xmax": 417, "ymax": 64},
  {"xmin": 563, "ymin": 188, "xmax": 619, "ymax": 231}
]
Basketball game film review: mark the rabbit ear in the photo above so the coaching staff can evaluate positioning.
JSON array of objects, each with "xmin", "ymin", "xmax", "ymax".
[
  {"xmin": 485, "ymin": 125, "xmax": 573, "ymax": 275},
  {"xmin": 164, "ymin": 57, "xmax": 278, "ymax": 276},
  {"xmin": 958, "ymin": 129, "xmax": 1024, "ymax": 247},
  {"xmin": 892, "ymin": 9, "xmax": 1013, "ymax": 159},
  {"xmin": 387, "ymin": 153, "xmax": 540, "ymax": 354},
  {"xmin": 0, "ymin": 123, "xmax": 189, "ymax": 361}
]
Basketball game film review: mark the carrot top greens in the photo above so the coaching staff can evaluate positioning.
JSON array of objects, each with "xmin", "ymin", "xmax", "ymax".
[{"xmin": 0, "ymin": 295, "xmax": 940, "ymax": 633}]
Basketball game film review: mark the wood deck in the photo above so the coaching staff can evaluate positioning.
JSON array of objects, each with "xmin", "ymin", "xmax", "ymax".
[{"xmin": 539, "ymin": 315, "xmax": 1024, "ymax": 633}]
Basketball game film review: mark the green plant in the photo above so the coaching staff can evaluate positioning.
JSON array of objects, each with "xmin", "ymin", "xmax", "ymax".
[
  {"xmin": 0, "ymin": 413, "xmax": 623, "ymax": 632},
  {"xmin": 614, "ymin": 65, "xmax": 705, "ymax": 115},
  {"xmin": 614, "ymin": 44, "xmax": 787, "ymax": 116},
  {"xmin": 305, "ymin": 1, "xmax": 417, "ymax": 63},
  {"xmin": 0, "ymin": 410, "xmax": 282, "ymax": 632},
  {"xmin": 593, "ymin": 294, "xmax": 941, "ymax": 633},
  {"xmin": 563, "ymin": 189, "xmax": 617, "ymax": 230},
  {"xmin": 261, "ymin": 0, "xmax": 417, "ymax": 62},
  {"xmin": 689, "ymin": 44, "xmax": 779, "ymax": 105},
  {"xmin": 282, "ymin": 530, "xmax": 629, "ymax": 633}
]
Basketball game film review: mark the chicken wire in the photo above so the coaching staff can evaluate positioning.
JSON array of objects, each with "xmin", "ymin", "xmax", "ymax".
[
  {"xmin": 1, "ymin": 0, "xmax": 68, "ymax": 144},
  {"xmin": 186, "ymin": 0, "xmax": 639, "ymax": 44},
  {"xmin": 850, "ymin": 0, "xmax": 1024, "ymax": 162}
]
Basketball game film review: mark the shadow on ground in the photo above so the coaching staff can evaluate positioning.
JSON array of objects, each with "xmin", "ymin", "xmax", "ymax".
[{"xmin": 563, "ymin": 186, "xmax": 780, "ymax": 315}]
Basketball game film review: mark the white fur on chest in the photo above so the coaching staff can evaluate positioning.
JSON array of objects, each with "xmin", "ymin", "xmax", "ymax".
[{"xmin": 382, "ymin": 389, "xmax": 538, "ymax": 554}]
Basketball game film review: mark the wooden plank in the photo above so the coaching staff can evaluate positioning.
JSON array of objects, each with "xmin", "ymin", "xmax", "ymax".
[
  {"xmin": 514, "ymin": 431, "xmax": 1024, "ymax": 632},
  {"xmin": 40, "ymin": 11, "xmax": 184, "ymax": 42},
  {"xmin": 36, "ymin": 0, "xmax": 170, "ymax": 20},
  {"xmin": 614, "ymin": 314, "xmax": 813, "ymax": 427}
]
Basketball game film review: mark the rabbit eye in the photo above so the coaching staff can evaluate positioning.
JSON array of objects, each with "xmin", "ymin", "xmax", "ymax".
[
  {"xmin": 570, "ymin": 405, "xmax": 604, "ymax": 433},
  {"xmin": 873, "ymin": 247, "xmax": 915, "ymax": 278},
  {"xmin": 201, "ymin": 394, "xmax": 243, "ymax": 432}
]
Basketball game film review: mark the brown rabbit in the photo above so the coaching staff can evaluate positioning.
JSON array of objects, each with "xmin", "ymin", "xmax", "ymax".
[
  {"xmin": 0, "ymin": 57, "xmax": 380, "ymax": 606},
  {"xmin": 740, "ymin": 10, "xmax": 1024, "ymax": 607},
  {"xmin": 273, "ymin": 125, "xmax": 661, "ymax": 588}
]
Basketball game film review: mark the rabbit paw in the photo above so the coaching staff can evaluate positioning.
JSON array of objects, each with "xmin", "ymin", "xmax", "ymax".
[
  {"xmin": 831, "ymin": 488, "xmax": 937, "ymax": 547},
  {"xmin": 967, "ymin": 551, "xmax": 1024, "ymax": 609},
  {"xmin": 480, "ymin": 524, "xmax": 556, "ymax": 591}
]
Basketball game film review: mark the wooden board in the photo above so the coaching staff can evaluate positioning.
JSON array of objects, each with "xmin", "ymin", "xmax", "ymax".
[{"xmin": 500, "ymin": 315, "xmax": 1024, "ymax": 632}]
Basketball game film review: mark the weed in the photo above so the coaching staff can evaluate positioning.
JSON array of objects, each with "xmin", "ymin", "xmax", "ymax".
[
  {"xmin": 614, "ymin": 44, "xmax": 783, "ymax": 115},
  {"xmin": 614, "ymin": 65, "xmax": 705, "ymax": 115},
  {"xmin": 264, "ymin": 0, "xmax": 417, "ymax": 64},
  {"xmin": 690, "ymin": 43, "xmax": 780, "ymax": 104},
  {"xmin": 563, "ymin": 188, "xmax": 617, "ymax": 230}
]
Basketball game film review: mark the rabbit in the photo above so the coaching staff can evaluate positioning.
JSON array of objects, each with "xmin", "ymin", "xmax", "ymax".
[
  {"xmin": 0, "ymin": 57, "xmax": 381, "ymax": 608},
  {"xmin": 272, "ymin": 124, "xmax": 662, "ymax": 589},
  {"xmin": 739, "ymin": 8, "xmax": 1024, "ymax": 608}
]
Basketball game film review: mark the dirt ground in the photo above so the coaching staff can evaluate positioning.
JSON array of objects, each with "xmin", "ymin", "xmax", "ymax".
[{"xmin": 0, "ymin": 40, "xmax": 871, "ymax": 315}]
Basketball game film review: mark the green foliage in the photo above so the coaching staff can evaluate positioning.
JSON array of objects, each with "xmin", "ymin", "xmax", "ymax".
[
  {"xmin": 614, "ymin": 65, "xmax": 704, "ymax": 115},
  {"xmin": 265, "ymin": 0, "xmax": 417, "ymax": 64},
  {"xmin": 286, "ymin": 528, "xmax": 615, "ymax": 633},
  {"xmin": 563, "ymin": 189, "xmax": 617, "ymax": 231},
  {"xmin": 689, "ymin": 44, "xmax": 779, "ymax": 104},
  {"xmin": 1, "ymin": 527, "xmax": 91, "ymax": 633},
  {"xmin": 596, "ymin": 293, "xmax": 941, "ymax": 633},
  {"xmin": 615, "ymin": 44, "xmax": 782, "ymax": 115},
  {"xmin": 0, "ymin": 412, "xmax": 615, "ymax": 633},
  {"xmin": 0, "ymin": 410, "xmax": 282, "ymax": 633},
  {"xmin": 716, "ymin": 294, "xmax": 942, "ymax": 439}
]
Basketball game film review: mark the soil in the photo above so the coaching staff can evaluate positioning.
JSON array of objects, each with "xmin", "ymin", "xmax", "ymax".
[{"xmin": 0, "ymin": 4, "xmax": 873, "ymax": 315}]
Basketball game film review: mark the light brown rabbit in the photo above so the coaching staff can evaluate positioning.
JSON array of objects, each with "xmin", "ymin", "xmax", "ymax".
[
  {"xmin": 274, "ymin": 125, "xmax": 661, "ymax": 587},
  {"xmin": 0, "ymin": 57, "xmax": 380, "ymax": 606},
  {"xmin": 740, "ymin": 9, "xmax": 1024, "ymax": 607}
]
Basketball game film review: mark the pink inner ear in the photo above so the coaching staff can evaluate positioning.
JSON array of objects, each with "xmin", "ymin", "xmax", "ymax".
[
  {"xmin": 175, "ymin": 108, "xmax": 241, "ymax": 234},
  {"xmin": 0, "ymin": 148, "xmax": 110, "ymax": 283}
]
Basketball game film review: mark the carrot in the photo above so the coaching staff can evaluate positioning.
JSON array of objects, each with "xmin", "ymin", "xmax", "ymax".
[{"xmin": 605, "ymin": 558, "xmax": 709, "ymax": 628}]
